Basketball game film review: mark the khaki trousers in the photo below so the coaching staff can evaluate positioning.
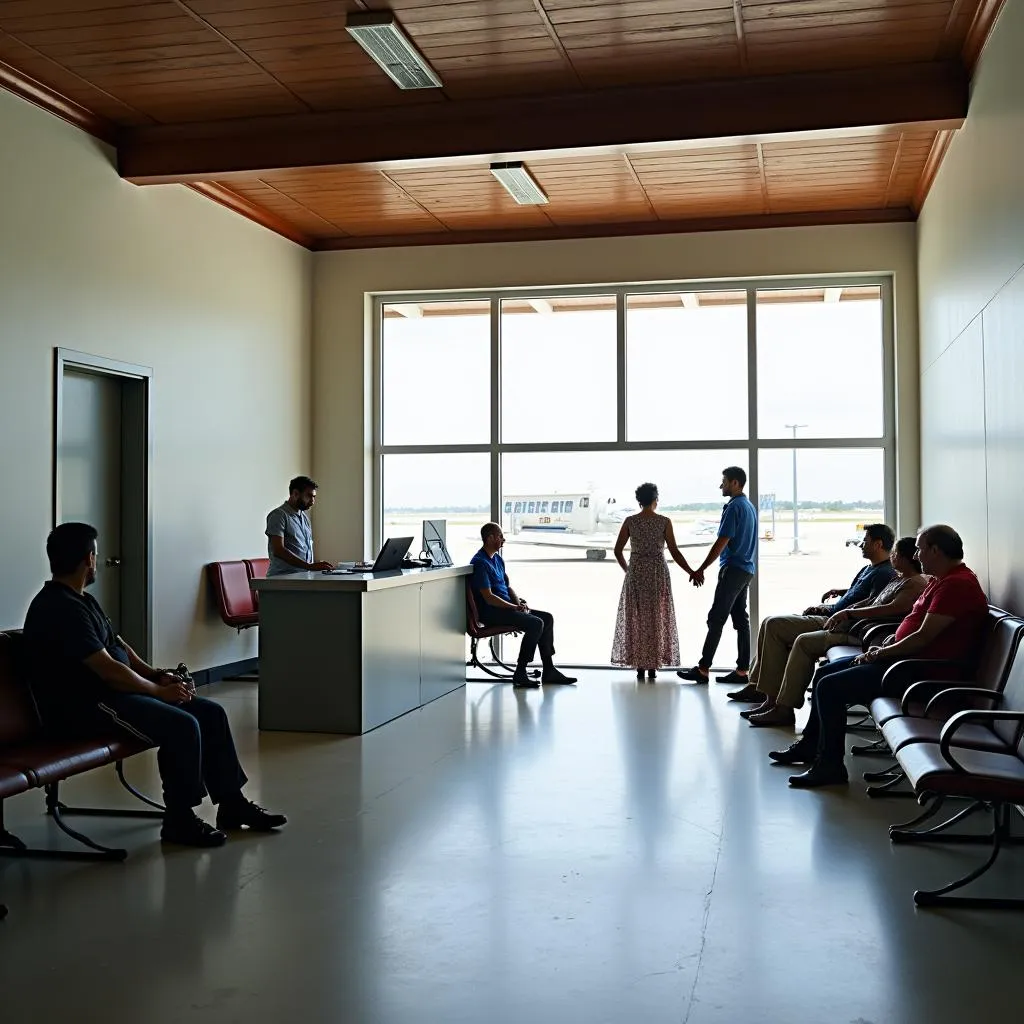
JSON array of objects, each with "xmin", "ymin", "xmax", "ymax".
[
  {"xmin": 749, "ymin": 615, "xmax": 827, "ymax": 697},
  {"xmin": 776, "ymin": 629, "xmax": 857, "ymax": 709}
]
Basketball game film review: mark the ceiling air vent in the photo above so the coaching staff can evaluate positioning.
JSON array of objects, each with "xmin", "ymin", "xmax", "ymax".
[
  {"xmin": 490, "ymin": 162, "xmax": 549, "ymax": 205},
  {"xmin": 345, "ymin": 12, "xmax": 442, "ymax": 90}
]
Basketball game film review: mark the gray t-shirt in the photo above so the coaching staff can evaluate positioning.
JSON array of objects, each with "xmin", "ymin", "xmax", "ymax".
[{"xmin": 265, "ymin": 502, "xmax": 314, "ymax": 576}]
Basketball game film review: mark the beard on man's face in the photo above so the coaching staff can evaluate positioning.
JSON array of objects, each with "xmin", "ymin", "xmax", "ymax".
[{"xmin": 85, "ymin": 567, "xmax": 97, "ymax": 587}]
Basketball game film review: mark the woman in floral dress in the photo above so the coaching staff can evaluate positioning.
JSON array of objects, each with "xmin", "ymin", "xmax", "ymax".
[{"xmin": 611, "ymin": 483, "xmax": 697, "ymax": 681}]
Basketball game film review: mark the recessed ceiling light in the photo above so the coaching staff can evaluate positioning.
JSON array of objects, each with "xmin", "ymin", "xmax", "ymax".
[
  {"xmin": 345, "ymin": 11, "xmax": 442, "ymax": 90},
  {"xmin": 490, "ymin": 162, "xmax": 549, "ymax": 205}
]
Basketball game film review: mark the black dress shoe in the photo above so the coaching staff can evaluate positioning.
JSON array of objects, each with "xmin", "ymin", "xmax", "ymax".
[
  {"xmin": 677, "ymin": 666, "xmax": 709, "ymax": 683},
  {"xmin": 768, "ymin": 741, "xmax": 817, "ymax": 765},
  {"xmin": 512, "ymin": 668, "xmax": 540, "ymax": 688},
  {"xmin": 217, "ymin": 797, "xmax": 287, "ymax": 831},
  {"xmin": 748, "ymin": 705, "xmax": 796, "ymax": 728},
  {"xmin": 788, "ymin": 763, "xmax": 849, "ymax": 788},
  {"xmin": 542, "ymin": 668, "xmax": 577, "ymax": 685},
  {"xmin": 727, "ymin": 683, "xmax": 763, "ymax": 702},
  {"xmin": 717, "ymin": 671, "xmax": 749, "ymax": 686},
  {"xmin": 740, "ymin": 699, "xmax": 771, "ymax": 720},
  {"xmin": 161, "ymin": 811, "xmax": 227, "ymax": 848}
]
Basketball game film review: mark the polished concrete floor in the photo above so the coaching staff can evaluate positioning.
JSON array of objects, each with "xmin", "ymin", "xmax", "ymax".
[{"xmin": 1, "ymin": 673, "xmax": 1022, "ymax": 1023}]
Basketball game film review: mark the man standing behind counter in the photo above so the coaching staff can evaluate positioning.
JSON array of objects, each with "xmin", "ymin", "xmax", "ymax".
[{"xmin": 266, "ymin": 476, "xmax": 335, "ymax": 576}]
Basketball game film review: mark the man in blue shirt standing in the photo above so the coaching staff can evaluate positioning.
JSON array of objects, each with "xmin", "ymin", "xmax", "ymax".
[
  {"xmin": 678, "ymin": 467, "xmax": 758, "ymax": 684},
  {"xmin": 471, "ymin": 523, "xmax": 577, "ymax": 689}
]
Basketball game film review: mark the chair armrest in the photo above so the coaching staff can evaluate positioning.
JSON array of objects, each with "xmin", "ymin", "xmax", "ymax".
[
  {"xmin": 880, "ymin": 655, "xmax": 958, "ymax": 696},
  {"xmin": 939, "ymin": 709, "xmax": 1024, "ymax": 771},
  {"xmin": 861, "ymin": 621, "xmax": 901, "ymax": 647},
  {"xmin": 901, "ymin": 679, "xmax": 965, "ymax": 714},
  {"xmin": 924, "ymin": 687, "xmax": 1002, "ymax": 718}
]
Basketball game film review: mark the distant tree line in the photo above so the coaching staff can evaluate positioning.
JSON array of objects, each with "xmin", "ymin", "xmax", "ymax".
[
  {"xmin": 384, "ymin": 500, "xmax": 884, "ymax": 514},
  {"xmin": 768, "ymin": 501, "xmax": 884, "ymax": 512},
  {"xmin": 385, "ymin": 505, "xmax": 490, "ymax": 514}
]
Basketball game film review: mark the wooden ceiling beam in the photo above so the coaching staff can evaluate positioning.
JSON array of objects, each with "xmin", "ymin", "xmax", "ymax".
[
  {"xmin": 0, "ymin": 56, "xmax": 119, "ymax": 144},
  {"xmin": 963, "ymin": 0, "xmax": 1008, "ymax": 71},
  {"xmin": 119, "ymin": 60, "xmax": 969, "ymax": 185},
  {"xmin": 310, "ymin": 207, "xmax": 915, "ymax": 252}
]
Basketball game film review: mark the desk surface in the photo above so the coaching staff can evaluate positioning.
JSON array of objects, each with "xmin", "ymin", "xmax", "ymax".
[{"xmin": 252, "ymin": 564, "xmax": 471, "ymax": 593}]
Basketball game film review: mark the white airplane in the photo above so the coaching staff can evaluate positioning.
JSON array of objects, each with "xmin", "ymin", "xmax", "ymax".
[{"xmin": 502, "ymin": 491, "xmax": 627, "ymax": 535}]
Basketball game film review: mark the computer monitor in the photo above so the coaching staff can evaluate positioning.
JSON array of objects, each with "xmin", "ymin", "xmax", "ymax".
[{"xmin": 422, "ymin": 519, "xmax": 452, "ymax": 567}]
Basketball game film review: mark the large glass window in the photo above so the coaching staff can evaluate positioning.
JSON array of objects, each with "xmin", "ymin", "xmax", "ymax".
[
  {"xmin": 382, "ymin": 453, "xmax": 490, "ymax": 566},
  {"xmin": 626, "ymin": 291, "xmax": 748, "ymax": 441},
  {"xmin": 501, "ymin": 450, "xmax": 746, "ymax": 665},
  {"xmin": 381, "ymin": 299, "xmax": 490, "ymax": 446},
  {"xmin": 756, "ymin": 286, "xmax": 884, "ymax": 439},
  {"xmin": 376, "ymin": 278, "xmax": 894, "ymax": 667},
  {"xmin": 501, "ymin": 296, "xmax": 617, "ymax": 443},
  {"xmin": 756, "ymin": 448, "xmax": 886, "ymax": 621}
]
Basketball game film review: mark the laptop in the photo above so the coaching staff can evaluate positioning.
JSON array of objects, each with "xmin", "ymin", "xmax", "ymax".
[{"xmin": 325, "ymin": 537, "xmax": 414, "ymax": 575}]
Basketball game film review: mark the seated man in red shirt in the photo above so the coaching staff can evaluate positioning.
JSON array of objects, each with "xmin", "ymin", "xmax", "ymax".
[{"xmin": 769, "ymin": 524, "xmax": 988, "ymax": 788}]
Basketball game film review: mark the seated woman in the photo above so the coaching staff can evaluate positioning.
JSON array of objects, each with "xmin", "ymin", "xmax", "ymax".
[{"xmin": 746, "ymin": 536, "xmax": 927, "ymax": 727}]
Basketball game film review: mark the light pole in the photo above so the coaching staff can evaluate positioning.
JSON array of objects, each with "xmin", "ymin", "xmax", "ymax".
[{"xmin": 785, "ymin": 424, "xmax": 807, "ymax": 554}]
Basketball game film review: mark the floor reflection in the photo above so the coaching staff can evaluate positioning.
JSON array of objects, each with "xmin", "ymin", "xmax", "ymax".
[{"xmin": 3, "ymin": 674, "xmax": 1024, "ymax": 1023}]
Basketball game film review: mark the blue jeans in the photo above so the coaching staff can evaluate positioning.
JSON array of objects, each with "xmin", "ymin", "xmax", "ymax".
[
  {"xmin": 90, "ymin": 694, "xmax": 247, "ymax": 811},
  {"xmin": 801, "ymin": 656, "xmax": 886, "ymax": 765},
  {"xmin": 700, "ymin": 565, "xmax": 754, "ymax": 670}
]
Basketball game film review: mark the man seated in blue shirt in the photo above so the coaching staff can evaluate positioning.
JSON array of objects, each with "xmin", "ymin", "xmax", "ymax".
[
  {"xmin": 471, "ymin": 523, "xmax": 576, "ymax": 689},
  {"xmin": 727, "ymin": 523, "xmax": 898, "ymax": 723},
  {"xmin": 678, "ymin": 467, "xmax": 759, "ymax": 684}
]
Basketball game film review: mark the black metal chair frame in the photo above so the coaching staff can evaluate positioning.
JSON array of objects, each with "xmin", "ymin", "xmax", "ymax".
[
  {"xmin": 0, "ymin": 759, "xmax": 164, "ymax": 863},
  {"xmin": 465, "ymin": 584, "xmax": 540, "ymax": 682},
  {"xmin": 889, "ymin": 708, "xmax": 1024, "ymax": 909}
]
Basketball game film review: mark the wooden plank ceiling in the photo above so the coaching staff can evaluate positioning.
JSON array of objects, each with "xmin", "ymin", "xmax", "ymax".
[
  {"xmin": 220, "ymin": 131, "xmax": 942, "ymax": 244},
  {"xmin": 0, "ymin": 0, "xmax": 1006, "ymax": 249}
]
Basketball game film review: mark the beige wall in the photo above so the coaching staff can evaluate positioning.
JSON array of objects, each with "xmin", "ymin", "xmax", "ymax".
[
  {"xmin": 313, "ymin": 222, "xmax": 920, "ymax": 558},
  {"xmin": 0, "ymin": 88, "xmax": 311, "ymax": 670},
  {"xmin": 918, "ymin": 0, "xmax": 1024, "ymax": 603}
]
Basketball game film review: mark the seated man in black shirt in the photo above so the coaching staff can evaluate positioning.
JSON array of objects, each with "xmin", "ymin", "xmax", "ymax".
[{"xmin": 22, "ymin": 522, "xmax": 286, "ymax": 848}]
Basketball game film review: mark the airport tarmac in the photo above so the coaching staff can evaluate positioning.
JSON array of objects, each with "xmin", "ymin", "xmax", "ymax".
[{"xmin": 384, "ymin": 514, "xmax": 876, "ymax": 667}]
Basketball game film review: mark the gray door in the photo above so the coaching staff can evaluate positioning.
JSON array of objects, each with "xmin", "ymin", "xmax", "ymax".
[{"xmin": 59, "ymin": 369, "xmax": 123, "ymax": 631}]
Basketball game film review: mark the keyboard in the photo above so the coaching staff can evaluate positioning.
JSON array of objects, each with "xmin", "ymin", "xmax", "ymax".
[{"xmin": 324, "ymin": 561, "xmax": 375, "ymax": 575}]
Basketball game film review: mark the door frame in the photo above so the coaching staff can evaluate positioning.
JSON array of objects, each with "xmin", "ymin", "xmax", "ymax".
[{"xmin": 54, "ymin": 348, "xmax": 154, "ymax": 659}]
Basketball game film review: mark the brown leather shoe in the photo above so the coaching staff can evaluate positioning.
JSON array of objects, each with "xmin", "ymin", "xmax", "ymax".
[
  {"xmin": 748, "ymin": 705, "xmax": 796, "ymax": 728},
  {"xmin": 727, "ymin": 683, "xmax": 763, "ymax": 702}
]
